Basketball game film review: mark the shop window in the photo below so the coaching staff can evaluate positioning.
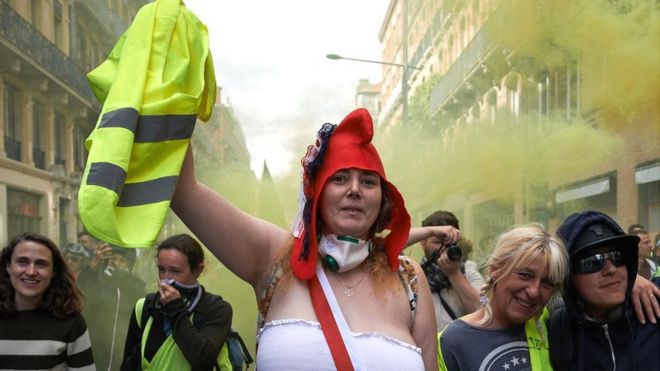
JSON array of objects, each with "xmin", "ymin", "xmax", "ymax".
[
  {"xmin": 555, "ymin": 175, "xmax": 617, "ymax": 222},
  {"xmin": 7, "ymin": 188, "xmax": 42, "ymax": 240}
]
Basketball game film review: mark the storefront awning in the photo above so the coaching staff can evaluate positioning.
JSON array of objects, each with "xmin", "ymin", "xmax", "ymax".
[
  {"xmin": 555, "ymin": 178, "xmax": 610, "ymax": 203},
  {"xmin": 635, "ymin": 163, "xmax": 660, "ymax": 185}
]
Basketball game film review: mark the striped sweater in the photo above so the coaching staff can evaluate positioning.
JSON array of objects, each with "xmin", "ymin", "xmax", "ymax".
[{"xmin": 0, "ymin": 308, "xmax": 95, "ymax": 370}]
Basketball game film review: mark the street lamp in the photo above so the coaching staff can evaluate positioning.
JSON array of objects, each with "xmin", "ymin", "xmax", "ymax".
[
  {"xmin": 326, "ymin": 53, "xmax": 420, "ymax": 127},
  {"xmin": 326, "ymin": 54, "xmax": 420, "ymax": 71}
]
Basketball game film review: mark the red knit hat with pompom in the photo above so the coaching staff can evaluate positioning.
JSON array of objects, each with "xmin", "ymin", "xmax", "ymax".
[{"xmin": 291, "ymin": 108, "xmax": 411, "ymax": 280}]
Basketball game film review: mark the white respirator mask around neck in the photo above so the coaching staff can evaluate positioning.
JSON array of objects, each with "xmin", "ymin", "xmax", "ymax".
[{"xmin": 318, "ymin": 234, "xmax": 372, "ymax": 273}]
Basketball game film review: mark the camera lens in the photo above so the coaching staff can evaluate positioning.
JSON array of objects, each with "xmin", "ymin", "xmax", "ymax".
[{"xmin": 446, "ymin": 245, "xmax": 462, "ymax": 262}]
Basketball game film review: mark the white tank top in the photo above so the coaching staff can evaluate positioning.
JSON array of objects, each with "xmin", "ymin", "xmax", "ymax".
[{"xmin": 256, "ymin": 319, "xmax": 424, "ymax": 370}]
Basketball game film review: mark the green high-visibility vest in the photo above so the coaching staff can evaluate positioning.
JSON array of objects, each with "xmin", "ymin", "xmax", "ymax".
[
  {"xmin": 134, "ymin": 298, "xmax": 231, "ymax": 371},
  {"xmin": 78, "ymin": 0, "xmax": 215, "ymax": 248}
]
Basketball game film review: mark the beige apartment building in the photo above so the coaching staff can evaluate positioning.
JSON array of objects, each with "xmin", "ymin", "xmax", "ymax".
[{"xmin": 378, "ymin": 0, "xmax": 659, "ymax": 255}]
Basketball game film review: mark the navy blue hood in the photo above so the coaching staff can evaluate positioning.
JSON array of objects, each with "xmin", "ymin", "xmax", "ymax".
[{"xmin": 556, "ymin": 210, "xmax": 639, "ymax": 323}]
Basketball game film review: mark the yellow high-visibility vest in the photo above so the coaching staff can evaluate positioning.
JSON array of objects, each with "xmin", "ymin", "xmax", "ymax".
[
  {"xmin": 134, "ymin": 298, "xmax": 231, "ymax": 371},
  {"xmin": 78, "ymin": 0, "xmax": 215, "ymax": 247}
]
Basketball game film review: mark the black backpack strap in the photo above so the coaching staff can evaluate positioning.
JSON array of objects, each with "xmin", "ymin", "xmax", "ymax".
[{"xmin": 548, "ymin": 305, "xmax": 574, "ymax": 369}]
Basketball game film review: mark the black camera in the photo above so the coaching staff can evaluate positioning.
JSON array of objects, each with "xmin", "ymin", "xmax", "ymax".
[
  {"xmin": 445, "ymin": 244, "xmax": 462, "ymax": 262},
  {"xmin": 422, "ymin": 244, "xmax": 463, "ymax": 268}
]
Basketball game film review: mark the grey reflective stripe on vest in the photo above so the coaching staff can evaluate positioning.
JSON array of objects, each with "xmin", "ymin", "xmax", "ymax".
[
  {"xmin": 86, "ymin": 163, "xmax": 177, "ymax": 207},
  {"xmin": 98, "ymin": 108, "xmax": 196, "ymax": 142},
  {"xmin": 87, "ymin": 162, "xmax": 126, "ymax": 195},
  {"xmin": 117, "ymin": 176, "xmax": 178, "ymax": 207},
  {"xmin": 99, "ymin": 108, "xmax": 139, "ymax": 132},
  {"xmin": 135, "ymin": 114, "xmax": 196, "ymax": 142}
]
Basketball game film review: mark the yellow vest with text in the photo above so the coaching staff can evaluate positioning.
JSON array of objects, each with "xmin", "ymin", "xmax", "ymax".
[{"xmin": 78, "ymin": 0, "xmax": 215, "ymax": 248}]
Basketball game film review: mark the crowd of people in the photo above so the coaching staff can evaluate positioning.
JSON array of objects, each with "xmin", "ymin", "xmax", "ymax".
[
  {"xmin": 0, "ymin": 231, "xmax": 239, "ymax": 371},
  {"xmin": 1, "ymin": 108, "xmax": 659, "ymax": 370}
]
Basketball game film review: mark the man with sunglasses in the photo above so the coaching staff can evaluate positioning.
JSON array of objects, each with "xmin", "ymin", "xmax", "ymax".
[{"xmin": 549, "ymin": 210, "xmax": 659, "ymax": 370}]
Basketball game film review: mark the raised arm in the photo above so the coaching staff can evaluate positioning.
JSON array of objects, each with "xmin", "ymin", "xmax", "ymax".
[
  {"xmin": 171, "ymin": 146, "xmax": 291, "ymax": 287},
  {"xmin": 406, "ymin": 226, "xmax": 460, "ymax": 247}
]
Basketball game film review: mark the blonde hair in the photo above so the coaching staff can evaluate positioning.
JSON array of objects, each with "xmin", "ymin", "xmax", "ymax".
[{"xmin": 478, "ymin": 224, "xmax": 569, "ymax": 326}]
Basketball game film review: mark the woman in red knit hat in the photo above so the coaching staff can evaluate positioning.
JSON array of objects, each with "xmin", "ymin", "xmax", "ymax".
[{"xmin": 172, "ymin": 108, "xmax": 458, "ymax": 370}]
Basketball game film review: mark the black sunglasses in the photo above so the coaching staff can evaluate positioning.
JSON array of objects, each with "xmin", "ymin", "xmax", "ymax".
[{"xmin": 574, "ymin": 250, "xmax": 624, "ymax": 274}]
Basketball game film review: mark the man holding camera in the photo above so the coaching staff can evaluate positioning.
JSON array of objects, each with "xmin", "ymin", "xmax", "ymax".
[{"xmin": 415, "ymin": 210, "xmax": 484, "ymax": 331}]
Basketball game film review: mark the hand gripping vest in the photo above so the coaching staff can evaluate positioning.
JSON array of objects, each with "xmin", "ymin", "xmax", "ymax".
[{"xmin": 78, "ymin": 0, "xmax": 215, "ymax": 247}]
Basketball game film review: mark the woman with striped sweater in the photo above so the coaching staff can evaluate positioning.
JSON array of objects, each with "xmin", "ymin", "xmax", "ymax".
[{"xmin": 0, "ymin": 232, "xmax": 95, "ymax": 370}]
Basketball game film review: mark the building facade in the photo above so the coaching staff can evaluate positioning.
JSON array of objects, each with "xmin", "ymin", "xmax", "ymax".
[
  {"xmin": 377, "ymin": 0, "xmax": 659, "ymax": 257},
  {"xmin": 0, "ymin": 0, "xmax": 146, "ymax": 246},
  {"xmin": 355, "ymin": 79, "xmax": 382, "ymax": 123}
]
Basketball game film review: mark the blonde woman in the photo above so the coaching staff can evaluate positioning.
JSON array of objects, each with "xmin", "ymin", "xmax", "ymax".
[{"xmin": 438, "ymin": 225, "xmax": 569, "ymax": 371}]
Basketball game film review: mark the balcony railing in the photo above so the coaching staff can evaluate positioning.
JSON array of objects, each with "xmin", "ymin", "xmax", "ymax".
[
  {"xmin": 410, "ymin": 9, "xmax": 446, "ymax": 74},
  {"xmin": 0, "ymin": 1, "xmax": 96, "ymax": 104},
  {"xmin": 4, "ymin": 136, "xmax": 21, "ymax": 161},
  {"xmin": 429, "ymin": 27, "xmax": 492, "ymax": 115}
]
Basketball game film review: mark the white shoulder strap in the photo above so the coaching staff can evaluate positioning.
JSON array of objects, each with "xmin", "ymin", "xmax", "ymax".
[{"xmin": 316, "ymin": 264, "xmax": 367, "ymax": 371}]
